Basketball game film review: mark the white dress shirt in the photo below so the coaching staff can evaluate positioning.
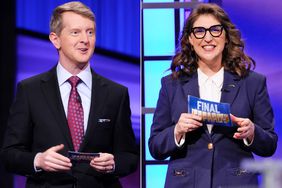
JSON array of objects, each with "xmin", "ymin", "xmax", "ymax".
[
  {"xmin": 198, "ymin": 67, "xmax": 224, "ymax": 133},
  {"xmin": 34, "ymin": 63, "xmax": 92, "ymax": 171},
  {"xmin": 175, "ymin": 67, "xmax": 223, "ymax": 146},
  {"xmin": 57, "ymin": 62, "xmax": 92, "ymax": 133}
]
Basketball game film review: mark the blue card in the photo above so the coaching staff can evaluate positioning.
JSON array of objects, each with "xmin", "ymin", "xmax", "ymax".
[{"xmin": 188, "ymin": 95, "xmax": 233, "ymax": 127}]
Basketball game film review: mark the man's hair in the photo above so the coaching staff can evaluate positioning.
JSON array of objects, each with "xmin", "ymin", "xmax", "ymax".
[
  {"xmin": 50, "ymin": 1, "xmax": 96, "ymax": 35},
  {"xmin": 171, "ymin": 3, "xmax": 255, "ymax": 79}
]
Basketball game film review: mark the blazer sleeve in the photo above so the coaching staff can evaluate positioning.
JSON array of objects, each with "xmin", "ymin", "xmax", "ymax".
[
  {"xmin": 247, "ymin": 75, "xmax": 278, "ymax": 156},
  {"xmin": 149, "ymin": 77, "xmax": 180, "ymax": 160},
  {"xmin": 112, "ymin": 88, "xmax": 139, "ymax": 177},
  {"xmin": 1, "ymin": 82, "xmax": 37, "ymax": 176}
]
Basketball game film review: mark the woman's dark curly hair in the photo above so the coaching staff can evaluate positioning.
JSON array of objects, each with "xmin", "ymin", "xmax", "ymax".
[{"xmin": 171, "ymin": 3, "xmax": 255, "ymax": 79}]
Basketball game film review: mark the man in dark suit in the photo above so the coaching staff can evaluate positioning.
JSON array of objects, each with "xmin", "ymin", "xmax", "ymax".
[{"xmin": 1, "ymin": 2, "xmax": 138, "ymax": 187}]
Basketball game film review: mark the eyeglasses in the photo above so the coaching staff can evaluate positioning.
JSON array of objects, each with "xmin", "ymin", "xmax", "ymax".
[{"xmin": 191, "ymin": 24, "xmax": 224, "ymax": 39}]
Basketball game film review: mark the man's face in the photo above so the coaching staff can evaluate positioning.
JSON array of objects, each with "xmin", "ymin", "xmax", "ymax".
[{"xmin": 52, "ymin": 11, "xmax": 96, "ymax": 67}]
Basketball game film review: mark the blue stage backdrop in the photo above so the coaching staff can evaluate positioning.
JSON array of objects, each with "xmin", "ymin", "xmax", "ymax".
[
  {"xmin": 142, "ymin": 0, "xmax": 282, "ymax": 187},
  {"xmin": 16, "ymin": 0, "xmax": 140, "ymax": 58}
]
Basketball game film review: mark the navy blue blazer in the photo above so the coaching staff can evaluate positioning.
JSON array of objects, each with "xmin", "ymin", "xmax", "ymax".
[{"xmin": 149, "ymin": 70, "xmax": 277, "ymax": 188}]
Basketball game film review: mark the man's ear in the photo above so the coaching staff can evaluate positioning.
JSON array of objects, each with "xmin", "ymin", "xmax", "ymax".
[{"xmin": 49, "ymin": 32, "xmax": 61, "ymax": 50}]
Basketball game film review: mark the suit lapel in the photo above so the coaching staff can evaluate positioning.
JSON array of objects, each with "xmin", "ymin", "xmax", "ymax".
[
  {"xmin": 80, "ymin": 71, "xmax": 109, "ymax": 151},
  {"xmin": 212, "ymin": 71, "xmax": 242, "ymax": 141},
  {"xmin": 220, "ymin": 71, "xmax": 242, "ymax": 105},
  {"xmin": 181, "ymin": 73, "xmax": 211, "ymax": 136},
  {"xmin": 181, "ymin": 73, "xmax": 200, "ymax": 99},
  {"xmin": 40, "ymin": 67, "xmax": 73, "ymax": 150}
]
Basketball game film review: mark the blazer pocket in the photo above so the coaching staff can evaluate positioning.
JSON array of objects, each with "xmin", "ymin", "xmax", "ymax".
[
  {"xmin": 97, "ymin": 119, "xmax": 112, "ymax": 129},
  {"xmin": 228, "ymin": 167, "xmax": 253, "ymax": 176},
  {"xmin": 165, "ymin": 164, "xmax": 195, "ymax": 188},
  {"xmin": 226, "ymin": 167, "xmax": 258, "ymax": 186},
  {"xmin": 97, "ymin": 118, "xmax": 111, "ymax": 123}
]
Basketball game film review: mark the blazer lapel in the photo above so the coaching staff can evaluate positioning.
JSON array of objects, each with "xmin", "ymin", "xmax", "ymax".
[
  {"xmin": 212, "ymin": 71, "xmax": 242, "ymax": 141},
  {"xmin": 181, "ymin": 73, "xmax": 211, "ymax": 137},
  {"xmin": 181, "ymin": 73, "xmax": 200, "ymax": 99},
  {"xmin": 40, "ymin": 67, "xmax": 73, "ymax": 150},
  {"xmin": 80, "ymin": 71, "xmax": 109, "ymax": 151},
  {"xmin": 220, "ymin": 71, "xmax": 242, "ymax": 105}
]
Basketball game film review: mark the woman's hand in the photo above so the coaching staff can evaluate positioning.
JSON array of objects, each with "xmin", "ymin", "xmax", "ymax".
[
  {"xmin": 174, "ymin": 113, "xmax": 202, "ymax": 142},
  {"xmin": 231, "ymin": 114, "xmax": 255, "ymax": 143}
]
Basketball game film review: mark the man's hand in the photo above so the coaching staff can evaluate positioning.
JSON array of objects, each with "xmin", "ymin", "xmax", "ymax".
[
  {"xmin": 34, "ymin": 144, "xmax": 72, "ymax": 172},
  {"xmin": 231, "ymin": 114, "xmax": 255, "ymax": 142},
  {"xmin": 90, "ymin": 153, "xmax": 115, "ymax": 173}
]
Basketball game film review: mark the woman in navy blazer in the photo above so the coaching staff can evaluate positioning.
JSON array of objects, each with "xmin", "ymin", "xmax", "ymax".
[{"xmin": 149, "ymin": 3, "xmax": 277, "ymax": 188}]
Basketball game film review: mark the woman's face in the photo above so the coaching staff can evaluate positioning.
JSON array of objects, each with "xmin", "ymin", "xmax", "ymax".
[{"xmin": 189, "ymin": 14, "xmax": 227, "ymax": 69}]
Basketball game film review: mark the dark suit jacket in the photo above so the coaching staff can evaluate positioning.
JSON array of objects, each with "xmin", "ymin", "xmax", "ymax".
[
  {"xmin": 149, "ymin": 70, "xmax": 277, "ymax": 188},
  {"xmin": 1, "ymin": 67, "xmax": 138, "ymax": 188}
]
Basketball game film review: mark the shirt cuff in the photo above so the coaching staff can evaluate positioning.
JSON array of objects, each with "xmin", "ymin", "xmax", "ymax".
[
  {"xmin": 34, "ymin": 153, "xmax": 42, "ymax": 172},
  {"xmin": 106, "ymin": 163, "xmax": 115, "ymax": 173},
  {"xmin": 175, "ymin": 134, "xmax": 186, "ymax": 147},
  {"xmin": 243, "ymin": 138, "xmax": 253, "ymax": 146}
]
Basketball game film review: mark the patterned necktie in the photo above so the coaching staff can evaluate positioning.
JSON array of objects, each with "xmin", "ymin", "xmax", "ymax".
[{"xmin": 67, "ymin": 76, "xmax": 84, "ymax": 151}]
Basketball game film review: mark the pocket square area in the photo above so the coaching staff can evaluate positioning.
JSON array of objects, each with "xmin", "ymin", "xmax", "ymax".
[{"xmin": 98, "ymin": 119, "xmax": 111, "ymax": 123}]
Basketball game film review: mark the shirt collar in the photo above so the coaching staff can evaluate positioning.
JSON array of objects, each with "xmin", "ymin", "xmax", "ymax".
[
  {"xmin": 211, "ymin": 67, "xmax": 224, "ymax": 88},
  {"xmin": 197, "ymin": 67, "xmax": 224, "ymax": 88},
  {"xmin": 56, "ymin": 62, "xmax": 92, "ymax": 89},
  {"xmin": 197, "ymin": 68, "xmax": 209, "ymax": 86}
]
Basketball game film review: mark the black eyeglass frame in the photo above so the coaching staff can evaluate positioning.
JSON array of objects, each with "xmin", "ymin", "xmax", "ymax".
[{"xmin": 191, "ymin": 24, "xmax": 224, "ymax": 39}]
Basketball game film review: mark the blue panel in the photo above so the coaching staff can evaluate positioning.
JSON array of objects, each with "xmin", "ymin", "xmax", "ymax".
[
  {"xmin": 143, "ymin": 9, "xmax": 175, "ymax": 56},
  {"xmin": 146, "ymin": 165, "xmax": 168, "ymax": 188},
  {"xmin": 145, "ymin": 114, "xmax": 169, "ymax": 161},
  {"xmin": 144, "ymin": 60, "xmax": 171, "ymax": 161},
  {"xmin": 144, "ymin": 60, "xmax": 171, "ymax": 107},
  {"xmin": 143, "ymin": 0, "xmax": 173, "ymax": 2},
  {"xmin": 145, "ymin": 114, "xmax": 154, "ymax": 160},
  {"xmin": 179, "ymin": 8, "xmax": 185, "ymax": 35}
]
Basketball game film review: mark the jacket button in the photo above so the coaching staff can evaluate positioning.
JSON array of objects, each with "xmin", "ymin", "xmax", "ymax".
[{"xmin": 208, "ymin": 143, "xmax": 213, "ymax": 150}]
